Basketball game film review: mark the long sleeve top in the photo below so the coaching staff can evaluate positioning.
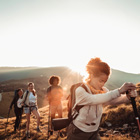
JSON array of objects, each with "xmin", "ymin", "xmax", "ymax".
[{"xmin": 73, "ymin": 83, "xmax": 121, "ymax": 132}]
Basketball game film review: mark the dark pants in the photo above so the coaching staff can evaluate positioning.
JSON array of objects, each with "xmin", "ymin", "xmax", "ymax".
[
  {"xmin": 67, "ymin": 123, "xmax": 101, "ymax": 140},
  {"xmin": 14, "ymin": 107, "xmax": 23, "ymax": 131}
]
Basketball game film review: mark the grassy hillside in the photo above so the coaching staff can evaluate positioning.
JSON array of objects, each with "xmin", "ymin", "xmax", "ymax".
[
  {"xmin": 0, "ymin": 100, "xmax": 140, "ymax": 140},
  {"xmin": 0, "ymin": 67, "xmax": 76, "ymax": 82},
  {"xmin": 0, "ymin": 101, "xmax": 68, "ymax": 140},
  {"xmin": 0, "ymin": 66, "xmax": 140, "ymax": 88},
  {"xmin": 105, "ymin": 69, "xmax": 140, "ymax": 90}
]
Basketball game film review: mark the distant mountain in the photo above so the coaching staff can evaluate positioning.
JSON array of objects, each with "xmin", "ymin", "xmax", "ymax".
[
  {"xmin": 0, "ymin": 66, "xmax": 77, "ymax": 82},
  {"xmin": 105, "ymin": 69, "xmax": 140, "ymax": 90},
  {"xmin": 0, "ymin": 66, "xmax": 140, "ymax": 90},
  {"xmin": 0, "ymin": 66, "xmax": 82, "ymax": 93}
]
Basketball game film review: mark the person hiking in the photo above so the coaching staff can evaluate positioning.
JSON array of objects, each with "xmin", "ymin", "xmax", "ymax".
[
  {"xmin": 66, "ymin": 57, "xmax": 136, "ymax": 140},
  {"xmin": 46, "ymin": 76, "xmax": 64, "ymax": 133},
  {"xmin": 22, "ymin": 82, "xmax": 41, "ymax": 138},
  {"xmin": 10, "ymin": 88, "xmax": 23, "ymax": 132}
]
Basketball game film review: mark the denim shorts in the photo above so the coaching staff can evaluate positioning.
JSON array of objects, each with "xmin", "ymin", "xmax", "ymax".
[{"xmin": 24, "ymin": 106, "xmax": 37, "ymax": 114}]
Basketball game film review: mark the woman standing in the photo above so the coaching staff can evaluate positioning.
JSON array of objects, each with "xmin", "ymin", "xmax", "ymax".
[
  {"xmin": 67, "ymin": 57, "xmax": 136, "ymax": 140},
  {"xmin": 46, "ymin": 75, "xmax": 63, "ymax": 120},
  {"xmin": 22, "ymin": 82, "xmax": 41, "ymax": 138},
  {"xmin": 10, "ymin": 88, "xmax": 23, "ymax": 132},
  {"xmin": 46, "ymin": 75, "xmax": 64, "ymax": 137}
]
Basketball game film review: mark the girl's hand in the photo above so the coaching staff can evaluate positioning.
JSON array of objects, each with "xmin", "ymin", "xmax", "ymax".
[
  {"xmin": 118, "ymin": 83, "xmax": 136, "ymax": 94},
  {"xmin": 127, "ymin": 90, "xmax": 137, "ymax": 100},
  {"xmin": 21, "ymin": 103, "xmax": 24, "ymax": 106}
]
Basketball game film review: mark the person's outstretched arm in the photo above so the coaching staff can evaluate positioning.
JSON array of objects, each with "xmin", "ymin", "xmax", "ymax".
[{"xmin": 75, "ymin": 82, "xmax": 136, "ymax": 106}]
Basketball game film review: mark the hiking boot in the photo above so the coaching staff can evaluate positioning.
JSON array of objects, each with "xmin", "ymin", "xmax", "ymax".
[
  {"xmin": 50, "ymin": 130, "xmax": 53, "ymax": 135},
  {"xmin": 37, "ymin": 127, "xmax": 42, "ymax": 132},
  {"xmin": 59, "ymin": 131, "xmax": 65, "ymax": 138},
  {"xmin": 48, "ymin": 130, "xmax": 53, "ymax": 135},
  {"xmin": 26, "ymin": 131, "xmax": 30, "ymax": 138},
  {"xmin": 14, "ymin": 126, "xmax": 17, "ymax": 132},
  {"xmin": 14, "ymin": 128, "xmax": 16, "ymax": 133}
]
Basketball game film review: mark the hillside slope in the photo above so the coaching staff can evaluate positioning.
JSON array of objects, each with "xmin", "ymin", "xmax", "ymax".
[
  {"xmin": 106, "ymin": 69, "xmax": 140, "ymax": 90},
  {"xmin": 0, "ymin": 100, "xmax": 140, "ymax": 140},
  {"xmin": 0, "ymin": 67, "xmax": 75, "ymax": 82}
]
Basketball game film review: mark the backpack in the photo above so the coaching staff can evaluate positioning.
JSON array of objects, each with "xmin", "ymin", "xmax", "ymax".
[
  {"xmin": 67, "ymin": 83, "xmax": 88, "ymax": 121},
  {"xmin": 23, "ymin": 90, "xmax": 29, "ymax": 107},
  {"xmin": 14, "ymin": 90, "xmax": 18, "ymax": 97},
  {"xmin": 52, "ymin": 82, "xmax": 88, "ymax": 130}
]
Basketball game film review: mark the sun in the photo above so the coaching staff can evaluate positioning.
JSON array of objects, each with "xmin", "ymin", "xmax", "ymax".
[{"xmin": 68, "ymin": 63, "xmax": 88, "ymax": 79}]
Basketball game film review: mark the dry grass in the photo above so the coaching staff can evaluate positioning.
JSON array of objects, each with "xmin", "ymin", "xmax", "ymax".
[
  {"xmin": 101, "ymin": 97, "xmax": 140, "ymax": 127},
  {"xmin": 1, "ymin": 100, "xmax": 140, "ymax": 140},
  {"xmin": 0, "ymin": 101, "xmax": 68, "ymax": 140}
]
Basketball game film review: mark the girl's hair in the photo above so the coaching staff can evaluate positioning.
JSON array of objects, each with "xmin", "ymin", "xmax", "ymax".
[
  {"xmin": 28, "ymin": 82, "xmax": 34, "ymax": 87},
  {"xmin": 28, "ymin": 82, "xmax": 36, "ymax": 96},
  {"xmin": 48, "ymin": 75, "xmax": 60, "ymax": 85},
  {"xmin": 86, "ymin": 57, "xmax": 110, "ymax": 77},
  {"xmin": 16, "ymin": 88, "xmax": 22, "ymax": 97},
  {"xmin": 17, "ymin": 88, "xmax": 22, "ymax": 93}
]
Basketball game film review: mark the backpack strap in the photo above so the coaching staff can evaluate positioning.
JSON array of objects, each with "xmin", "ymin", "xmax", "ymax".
[
  {"xmin": 71, "ymin": 83, "xmax": 88, "ymax": 121},
  {"xmin": 23, "ymin": 90, "xmax": 29, "ymax": 106},
  {"xmin": 81, "ymin": 84, "xmax": 88, "ymax": 92},
  {"xmin": 14, "ymin": 90, "xmax": 18, "ymax": 97}
]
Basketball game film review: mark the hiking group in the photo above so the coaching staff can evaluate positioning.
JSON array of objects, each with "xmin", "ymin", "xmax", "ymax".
[
  {"xmin": 10, "ymin": 82, "xmax": 41, "ymax": 138},
  {"xmin": 9, "ymin": 57, "xmax": 138, "ymax": 140}
]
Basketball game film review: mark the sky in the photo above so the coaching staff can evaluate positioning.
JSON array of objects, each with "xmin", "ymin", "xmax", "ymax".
[{"xmin": 0, "ymin": 0, "xmax": 140, "ymax": 74}]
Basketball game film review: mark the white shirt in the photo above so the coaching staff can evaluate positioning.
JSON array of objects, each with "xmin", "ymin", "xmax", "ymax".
[
  {"xmin": 17, "ymin": 98, "xmax": 23, "ymax": 108},
  {"xmin": 73, "ymin": 84, "xmax": 120, "ymax": 132},
  {"xmin": 29, "ymin": 92, "xmax": 37, "ymax": 103}
]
